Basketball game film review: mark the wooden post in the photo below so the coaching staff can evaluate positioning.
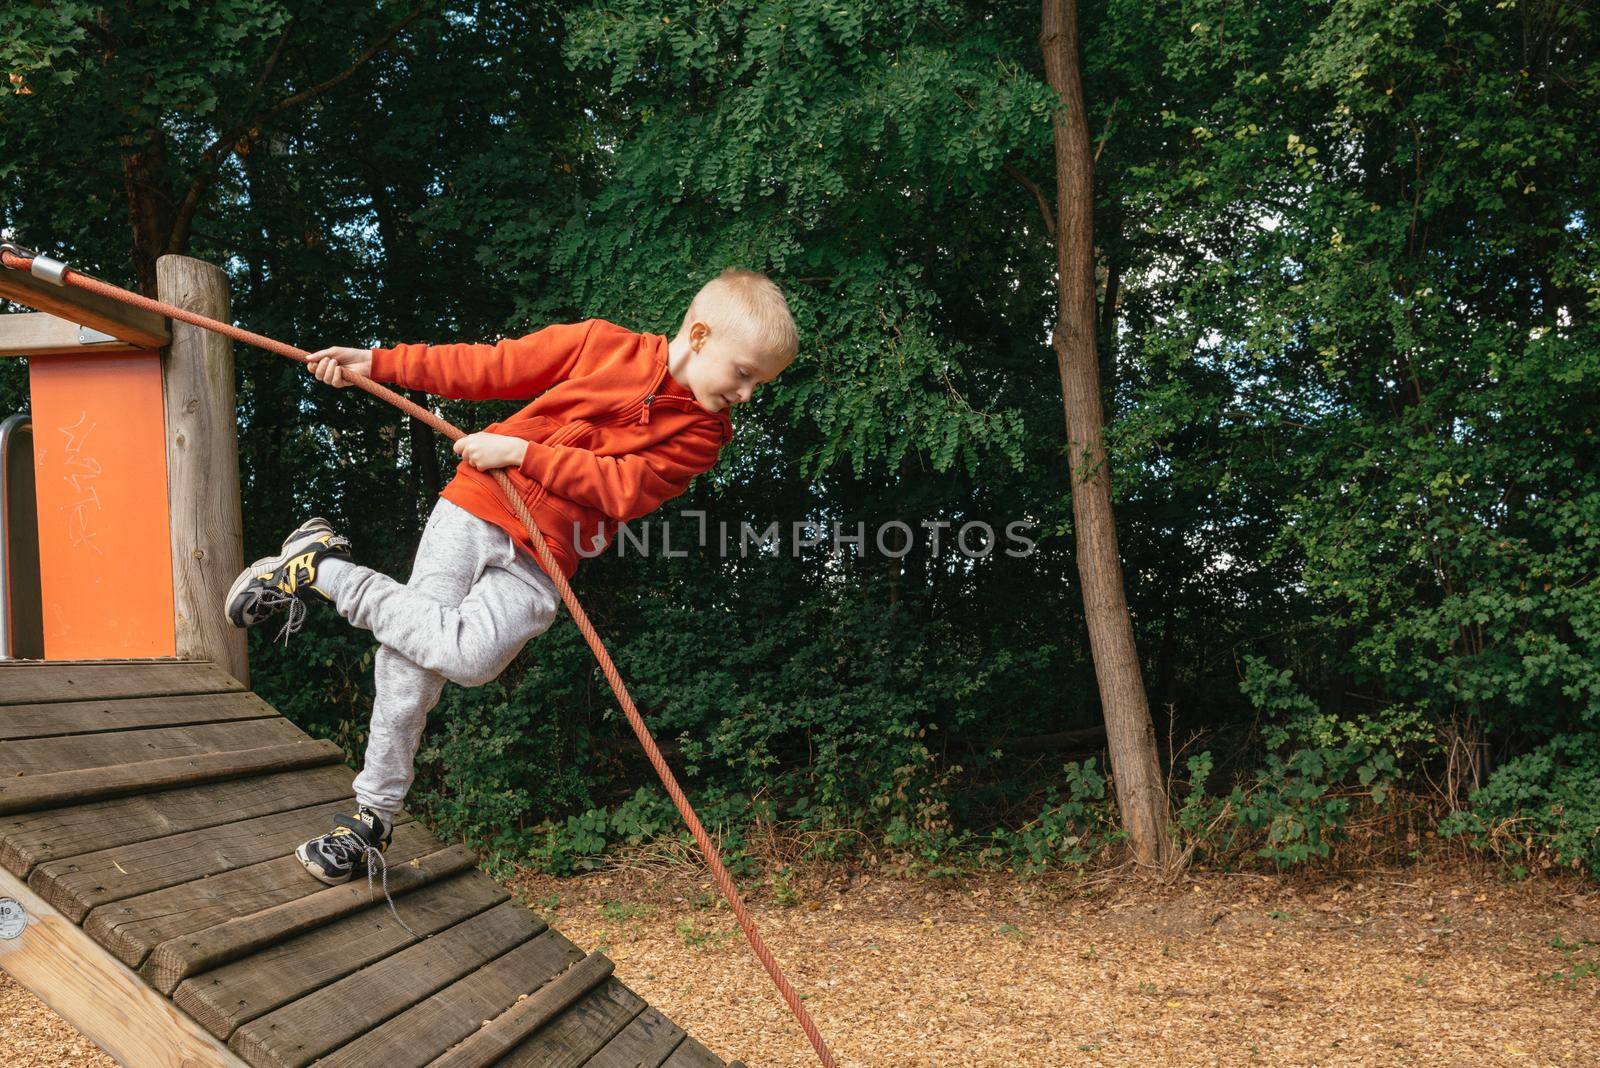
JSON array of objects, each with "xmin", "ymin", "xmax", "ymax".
[{"xmin": 156, "ymin": 256, "xmax": 247, "ymax": 687}]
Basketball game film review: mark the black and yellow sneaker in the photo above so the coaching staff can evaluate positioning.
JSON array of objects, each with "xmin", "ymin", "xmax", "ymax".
[
  {"xmin": 223, "ymin": 517, "xmax": 352, "ymax": 643},
  {"xmin": 295, "ymin": 806, "xmax": 394, "ymax": 885}
]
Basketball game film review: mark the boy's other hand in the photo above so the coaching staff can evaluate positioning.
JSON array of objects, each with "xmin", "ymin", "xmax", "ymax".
[
  {"xmin": 453, "ymin": 432, "xmax": 529, "ymax": 472},
  {"xmin": 304, "ymin": 346, "xmax": 372, "ymax": 388}
]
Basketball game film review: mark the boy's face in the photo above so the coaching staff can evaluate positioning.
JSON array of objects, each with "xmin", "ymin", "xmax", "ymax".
[{"xmin": 686, "ymin": 322, "xmax": 788, "ymax": 413}]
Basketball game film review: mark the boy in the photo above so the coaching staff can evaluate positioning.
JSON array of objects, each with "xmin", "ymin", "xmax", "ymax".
[{"xmin": 224, "ymin": 269, "xmax": 797, "ymax": 885}]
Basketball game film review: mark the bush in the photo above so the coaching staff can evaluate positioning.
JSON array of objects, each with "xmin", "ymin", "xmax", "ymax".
[
  {"xmin": 1170, "ymin": 660, "xmax": 1406, "ymax": 868},
  {"xmin": 981, "ymin": 759, "xmax": 1122, "ymax": 873},
  {"xmin": 527, "ymin": 784, "xmax": 759, "ymax": 877},
  {"xmin": 1441, "ymin": 732, "xmax": 1600, "ymax": 879}
]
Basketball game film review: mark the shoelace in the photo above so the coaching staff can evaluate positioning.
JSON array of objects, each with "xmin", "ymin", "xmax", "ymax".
[
  {"xmin": 275, "ymin": 595, "xmax": 309, "ymax": 645},
  {"xmin": 250, "ymin": 585, "xmax": 309, "ymax": 645},
  {"xmin": 255, "ymin": 533, "xmax": 349, "ymax": 645},
  {"xmin": 324, "ymin": 826, "xmax": 419, "ymax": 939}
]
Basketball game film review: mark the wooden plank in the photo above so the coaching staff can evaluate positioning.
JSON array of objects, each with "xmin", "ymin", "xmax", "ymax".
[
  {"xmin": 175, "ymin": 870, "xmax": 512, "ymax": 1041},
  {"xmin": 90, "ymin": 816, "xmax": 432, "ymax": 971},
  {"xmin": 0, "ymin": 738, "xmax": 344, "ymax": 815},
  {"xmin": 425, "ymin": 952, "xmax": 615, "ymax": 1068},
  {"xmin": 0, "ymin": 659, "xmax": 242, "ymax": 704},
  {"xmin": 0, "ymin": 762, "xmax": 353, "ymax": 878},
  {"xmin": 0, "ymin": 310, "xmax": 147, "ymax": 357},
  {"xmin": 315, "ymin": 926, "xmax": 586, "ymax": 1068},
  {"xmin": 29, "ymin": 796, "xmax": 365, "ymax": 921},
  {"xmin": 491, "ymin": 977, "xmax": 646, "ymax": 1068},
  {"xmin": 582, "ymin": 1006, "xmax": 687, "ymax": 1068},
  {"xmin": 2, "ymin": 716, "xmax": 306, "ymax": 773},
  {"xmin": 0, "ymin": 263, "xmax": 170, "ymax": 348},
  {"xmin": 0, "ymin": 689, "xmax": 279, "ymax": 741},
  {"xmin": 659, "ymin": 1036, "xmax": 732, "ymax": 1068},
  {"xmin": 143, "ymin": 844, "xmax": 477, "ymax": 995},
  {"xmin": 228, "ymin": 899, "xmax": 549, "ymax": 1068},
  {"xmin": 0, "ymin": 860, "xmax": 250, "ymax": 1068}
]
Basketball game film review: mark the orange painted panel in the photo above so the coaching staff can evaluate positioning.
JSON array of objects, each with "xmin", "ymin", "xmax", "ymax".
[{"xmin": 28, "ymin": 351, "xmax": 175, "ymax": 659}]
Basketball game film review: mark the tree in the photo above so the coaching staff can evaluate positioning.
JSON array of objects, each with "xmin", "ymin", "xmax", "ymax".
[
  {"xmin": 1040, "ymin": 0, "xmax": 1172, "ymax": 867},
  {"xmin": 1, "ymin": 1, "xmax": 426, "ymax": 293}
]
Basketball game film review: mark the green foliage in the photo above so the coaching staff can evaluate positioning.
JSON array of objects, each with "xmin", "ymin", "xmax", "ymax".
[
  {"xmin": 1211, "ymin": 660, "xmax": 1400, "ymax": 866},
  {"xmin": 1174, "ymin": 751, "xmax": 1227, "ymax": 846},
  {"xmin": 1231, "ymin": 742, "xmax": 1397, "ymax": 867},
  {"xmin": 3, "ymin": 0, "xmax": 1596, "ymax": 884},
  {"xmin": 1441, "ymin": 733, "xmax": 1600, "ymax": 879},
  {"xmin": 1170, "ymin": 661, "xmax": 1411, "ymax": 869},
  {"xmin": 1545, "ymin": 959, "xmax": 1600, "ymax": 985},
  {"xmin": 552, "ymin": 0, "xmax": 1044, "ymax": 481},
  {"xmin": 982, "ymin": 759, "xmax": 1122, "ymax": 874},
  {"xmin": 1541, "ymin": 935, "xmax": 1600, "ymax": 985},
  {"xmin": 528, "ymin": 783, "xmax": 756, "ymax": 878},
  {"xmin": 675, "ymin": 918, "xmax": 734, "ymax": 950},
  {"xmin": 768, "ymin": 866, "xmax": 801, "ymax": 906},
  {"xmin": 598, "ymin": 899, "xmax": 650, "ymax": 924}
]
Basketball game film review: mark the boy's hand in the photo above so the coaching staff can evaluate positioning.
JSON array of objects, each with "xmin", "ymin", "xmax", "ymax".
[
  {"xmin": 304, "ymin": 346, "xmax": 373, "ymax": 388},
  {"xmin": 452, "ymin": 432, "xmax": 529, "ymax": 471}
]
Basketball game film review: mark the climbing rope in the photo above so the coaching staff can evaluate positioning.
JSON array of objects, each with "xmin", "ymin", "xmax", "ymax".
[{"xmin": 0, "ymin": 242, "xmax": 839, "ymax": 1068}]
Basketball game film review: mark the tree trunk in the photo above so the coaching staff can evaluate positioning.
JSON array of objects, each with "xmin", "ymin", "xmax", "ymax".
[
  {"xmin": 121, "ymin": 127, "xmax": 176, "ymax": 295},
  {"xmin": 1040, "ymin": 0, "xmax": 1173, "ymax": 868}
]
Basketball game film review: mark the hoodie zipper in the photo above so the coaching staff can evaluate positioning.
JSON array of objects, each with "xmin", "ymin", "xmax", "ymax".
[
  {"xmin": 603, "ymin": 362, "xmax": 669, "ymax": 427},
  {"xmin": 589, "ymin": 357, "xmax": 732, "ymax": 438},
  {"xmin": 639, "ymin": 390, "xmax": 704, "ymax": 424},
  {"xmin": 518, "ymin": 356, "xmax": 727, "ymax": 514}
]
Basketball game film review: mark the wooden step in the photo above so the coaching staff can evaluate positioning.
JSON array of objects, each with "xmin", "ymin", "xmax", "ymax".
[
  {"xmin": 86, "ymin": 819, "xmax": 433, "ymax": 970},
  {"xmin": 661, "ymin": 1036, "xmax": 736, "ymax": 1067},
  {"xmin": 314, "ymin": 925, "xmax": 586, "ymax": 1068},
  {"xmin": 176, "ymin": 870, "xmax": 511, "ymax": 1041},
  {"xmin": 582, "ymin": 1006, "xmax": 687, "ymax": 1068},
  {"xmin": 228, "ymin": 899, "xmax": 550, "ymax": 1067},
  {"xmin": 0, "ymin": 739, "xmax": 345, "ymax": 815},
  {"xmin": 492, "ymin": 976, "xmax": 645, "ymax": 1068},
  {"xmin": 0, "ymin": 763, "xmax": 353, "ymax": 879},
  {"xmin": 427, "ymin": 952, "xmax": 617, "ymax": 1068},
  {"xmin": 142, "ymin": 844, "xmax": 475, "ymax": 994},
  {"xmin": 0, "ymin": 690, "xmax": 281, "ymax": 741},
  {"xmin": 30, "ymin": 797, "xmax": 371, "ymax": 921},
  {"xmin": 3, "ymin": 717, "xmax": 309, "ymax": 774},
  {"xmin": 0, "ymin": 659, "xmax": 244, "ymax": 704}
]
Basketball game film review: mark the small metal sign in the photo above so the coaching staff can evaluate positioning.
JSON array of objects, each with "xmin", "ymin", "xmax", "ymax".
[{"xmin": 0, "ymin": 897, "xmax": 25, "ymax": 939}]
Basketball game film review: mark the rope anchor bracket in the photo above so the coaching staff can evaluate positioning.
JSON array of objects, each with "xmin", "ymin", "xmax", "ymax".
[{"xmin": 0, "ymin": 230, "xmax": 68, "ymax": 286}]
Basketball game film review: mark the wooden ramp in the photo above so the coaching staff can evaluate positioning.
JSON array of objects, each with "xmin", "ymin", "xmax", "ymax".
[{"xmin": 0, "ymin": 659, "xmax": 742, "ymax": 1068}]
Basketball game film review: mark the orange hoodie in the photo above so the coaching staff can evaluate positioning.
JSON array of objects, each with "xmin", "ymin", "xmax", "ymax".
[{"xmin": 370, "ymin": 319, "xmax": 733, "ymax": 581}]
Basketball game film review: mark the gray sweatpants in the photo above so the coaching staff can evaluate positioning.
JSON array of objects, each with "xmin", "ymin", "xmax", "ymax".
[{"xmin": 316, "ymin": 497, "xmax": 562, "ymax": 819}]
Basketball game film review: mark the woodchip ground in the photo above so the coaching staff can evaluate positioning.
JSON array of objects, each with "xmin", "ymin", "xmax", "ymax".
[{"xmin": 5, "ymin": 860, "xmax": 1597, "ymax": 1066}]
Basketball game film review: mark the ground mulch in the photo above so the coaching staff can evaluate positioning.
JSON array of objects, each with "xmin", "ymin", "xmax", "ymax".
[
  {"xmin": 0, "ymin": 977, "xmax": 114, "ymax": 1067},
  {"xmin": 4, "ymin": 860, "xmax": 1597, "ymax": 1066}
]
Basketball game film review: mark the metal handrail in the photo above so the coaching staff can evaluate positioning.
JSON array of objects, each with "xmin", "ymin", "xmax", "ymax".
[{"xmin": 0, "ymin": 411, "xmax": 43, "ymax": 659}]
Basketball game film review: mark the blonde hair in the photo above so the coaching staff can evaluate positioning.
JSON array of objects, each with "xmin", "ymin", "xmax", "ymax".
[{"xmin": 679, "ymin": 268, "xmax": 798, "ymax": 366}]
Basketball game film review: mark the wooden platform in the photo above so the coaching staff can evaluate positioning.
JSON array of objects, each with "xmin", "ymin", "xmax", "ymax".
[{"xmin": 0, "ymin": 659, "xmax": 742, "ymax": 1068}]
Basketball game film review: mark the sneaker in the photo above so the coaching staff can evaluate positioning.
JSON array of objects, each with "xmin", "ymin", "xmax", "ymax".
[
  {"xmin": 224, "ymin": 517, "xmax": 352, "ymax": 641},
  {"xmin": 295, "ymin": 806, "xmax": 393, "ymax": 885}
]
